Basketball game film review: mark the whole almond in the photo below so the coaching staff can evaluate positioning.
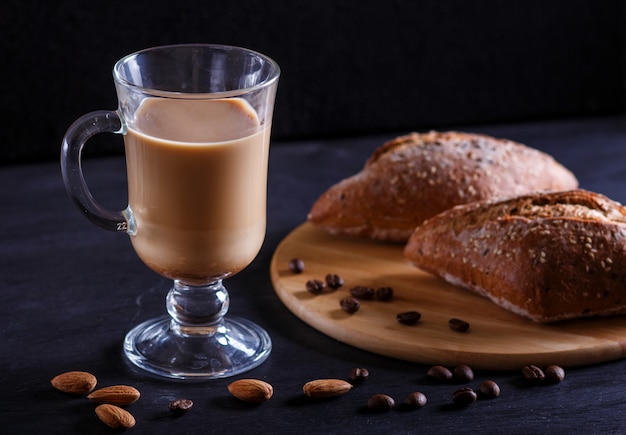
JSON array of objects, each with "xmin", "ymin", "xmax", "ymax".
[
  {"xmin": 303, "ymin": 379, "xmax": 353, "ymax": 398},
  {"xmin": 95, "ymin": 404, "xmax": 136, "ymax": 429},
  {"xmin": 227, "ymin": 379, "xmax": 273, "ymax": 403},
  {"xmin": 50, "ymin": 371, "xmax": 97, "ymax": 395},
  {"xmin": 87, "ymin": 385, "xmax": 140, "ymax": 406}
]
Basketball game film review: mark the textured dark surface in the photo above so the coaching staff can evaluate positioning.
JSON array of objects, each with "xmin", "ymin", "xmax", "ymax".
[
  {"xmin": 3, "ymin": 116, "xmax": 626, "ymax": 433},
  {"xmin": 1, "ymin": 0, "xmax": 625, "ymax": 164}
]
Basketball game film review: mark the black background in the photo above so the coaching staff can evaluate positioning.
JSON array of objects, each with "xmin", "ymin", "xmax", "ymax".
[
  {"xmin": 1, "ymin": 0, "xmax": 625, "ymax": 165},
  {"xmin": 5, "ymin": 1, "xmax": 626, "ymax": 433}
]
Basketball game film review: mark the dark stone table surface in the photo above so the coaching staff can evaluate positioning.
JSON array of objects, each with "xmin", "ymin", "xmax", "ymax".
[{"xmin": 3, "ymin": 115, "xmax": 626, "ymax": 434}]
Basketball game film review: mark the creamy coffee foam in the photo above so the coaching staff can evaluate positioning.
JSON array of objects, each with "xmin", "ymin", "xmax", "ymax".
[{"xmin": 124, "ymin": 97, "xmax": 269, "ymax": 284}]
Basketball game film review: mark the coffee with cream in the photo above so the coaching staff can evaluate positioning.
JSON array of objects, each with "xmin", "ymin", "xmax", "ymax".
[{"xmin": 124, "ymin": 97, "xmax": 269, "ymax": 284}]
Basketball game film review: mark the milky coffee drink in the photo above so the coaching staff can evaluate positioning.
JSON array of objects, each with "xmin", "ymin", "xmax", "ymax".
[{"xmin": 124, "ymin": 98, "xmax": 269, "ymax": 284}]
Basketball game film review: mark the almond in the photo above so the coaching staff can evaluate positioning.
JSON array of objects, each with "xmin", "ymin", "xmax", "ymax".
[
  {"xmin": 87, "ymin": 385, "xmax": 140, "ymax": 406},
  {"xmin": 303, "ymin": 379, "xmax": 353, "ymax": 398},
  {"xmin": 95, "ymin": 404, "xmax": 136, "ymax": 429},
  {"xmin": 50, "ymin": 371, "xmax": 97, "ymax": 395},
  {"xmin": 227, "ymin": 379, "xmax": 274, "ymax": 403}
]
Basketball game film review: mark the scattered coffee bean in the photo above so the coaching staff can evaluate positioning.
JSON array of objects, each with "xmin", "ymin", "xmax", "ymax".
[
  {"xmin": 325, "ymin": 273, "xmax": 344, "ymax": 290},
  {"xmin": 427, "ymin": 365, "xmax": 453, "ymax": 382},
  {"xmin": 479, "ymin": 380, "xmax": 500, "ymax": 399},
  {"xmin": 349, "ymin": 367, "xmax": 370, "ymax": 385},
  {"xmin": 448, "ymin": 318, "xmax": 470, "ymax": 332},
  {"xmin": 306, "ymin": 279, "xmax": 326, "ymax": 295},
  {"xmin": 340, "ymin": 297, "xmax": 360, "ymax": 314},
  {"xmin": 367, "ymin": 394, "xmax": 395, "ymax": 412},
  {"xmin": 403, "ymin": 391, "xmax": 427, "ymax": 409},
  {"xmin": 544, "ymin": 365, "xmax": 565, "ymax": 383},
  {"xmin": 453, "ymin": 364, "xmax": 474, "ymax": 383},
  {"xmin": 169, "ymin": 398, "xmax": 193, "ymax": 414},
  {"xmin": 350, "ymin": 286, "xmax": 375, "ymax": 300},
  {"xmin": 522, "ymin": 364, "xmax": 545, "ymax": 383},
  {"xmin": 288, "ymin": 258, "xmax": 305, "ymax": 274},
  {"xmin": 376, "ymin": 287, "xmax": 394, "ymax": 301},
  {"xmin": 396, "ymin": 311, "xmax": 421, "ymax": 325},
  {"xmin": 452, "ymin": 387, "xmax": 477, "ymax": 406}
]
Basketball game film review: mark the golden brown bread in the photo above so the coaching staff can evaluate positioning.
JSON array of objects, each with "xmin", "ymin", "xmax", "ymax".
[
  {"xmin": 404, "ymin": 189, "xmax": 626, "ymax": 323},
  {"xmin": 308, "ymin": 131, "xmax": 578, "ymax": 242}
]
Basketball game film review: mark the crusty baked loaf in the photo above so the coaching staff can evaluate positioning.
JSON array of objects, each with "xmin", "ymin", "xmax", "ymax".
[
  {"xmin": 308, "ymin": 131, "xmax": 578, "ymax": 242},
  {"xmin": 404, "ymin": 189, "xmax": 626, "ymax": 323}
]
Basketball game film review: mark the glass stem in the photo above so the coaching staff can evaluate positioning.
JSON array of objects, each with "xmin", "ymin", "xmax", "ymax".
[{"xmin": 166, "ymin": 280, "xmax": 229, "ymax": 329}]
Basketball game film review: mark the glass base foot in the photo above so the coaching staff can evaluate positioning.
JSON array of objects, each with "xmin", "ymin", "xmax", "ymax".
[{"xmin": 123, "ymin": 315, "xmax": 272, "ymax": 380}]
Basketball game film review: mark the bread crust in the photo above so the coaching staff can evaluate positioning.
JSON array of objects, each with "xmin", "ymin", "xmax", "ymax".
[
  {"xmin": 404, "ymin": 189, "xmax": 626, "ymax": 322},
  {"xmin": 308, "ymin": 131, "xmax": 578, "ymax": 242}
]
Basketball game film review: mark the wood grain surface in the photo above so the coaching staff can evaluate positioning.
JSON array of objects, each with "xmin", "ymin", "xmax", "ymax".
[{"xmin": 270, "ymin": 223, "xmax": 626, "ymax": 370}]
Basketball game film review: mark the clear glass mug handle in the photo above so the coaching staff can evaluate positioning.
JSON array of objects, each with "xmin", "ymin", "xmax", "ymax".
[{"xmin": 61, "ymin": 110, "xmax": 132, "ymax": 233}]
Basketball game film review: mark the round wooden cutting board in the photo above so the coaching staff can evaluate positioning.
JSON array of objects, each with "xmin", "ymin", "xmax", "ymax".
[{"xmin": 270, "ymin": 223, "xmax": 626, "ymax": 370}]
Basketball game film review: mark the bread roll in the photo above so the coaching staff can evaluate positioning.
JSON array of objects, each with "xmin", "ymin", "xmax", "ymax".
[
  {"xmin": 308, "ymin": 131, "xmax": 578, "ymax": 242},
  {"xmin": 404, "ymin": 189, "xmax": 626, "ymax": 323}
]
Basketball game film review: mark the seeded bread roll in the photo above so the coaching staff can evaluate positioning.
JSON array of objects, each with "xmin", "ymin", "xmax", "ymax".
[
  {"xmin": 308, "ymin": 131, "xmax": 578, "ymax": 242},
  {"xmin": 404, "ymin": 189, "xmax": 626, "ymax": 323}
]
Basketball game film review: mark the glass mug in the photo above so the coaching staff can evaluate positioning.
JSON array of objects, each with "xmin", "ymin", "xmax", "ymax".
[{"xmin": 61, "ymin": 44, "xmax": 280, "ymax": 379}]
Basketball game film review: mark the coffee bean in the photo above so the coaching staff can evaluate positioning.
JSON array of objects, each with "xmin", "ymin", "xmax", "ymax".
[
  {"xmin": 396, "ymin": 311, "xmax": 421, "ymax": 325},
  {"xmin": 169, "ymin": 398, "xmax": 193, "ymax": 414},
  {"xmin": 403, "ymin": 391, "xmax": 427, "ymax": 409},
  {"xmin": 448, "ymin": 318, "xmax": 470, "ymax": 332},
  {"xmin": 453, "ymin": 364, "xmax": 474, "ymax": 383},
  {"xmin": 376, "ymin": 287, "xmax": 394, "ymax": 301},
  {"xmin": 522, "ymin": 364, "xmax": 545, "ymax": 383},
  {"xmin": 288, "ymin": 258, "xmax": 305, "ymax": 274},
  {"xmin": 451, "ymin": 387, "xmax": 477, "ymax": 406},
  {"xmin": 544, "ymin": 365, "xmax": 565, "ymax": 383},
  {"xmin": 349, "ymin": 367, "xmax": 369, "ymax": 385},
  {"xmin": 325, "ymin": 273, "xmax": 344, "ymax": 290},
  {"xmin": 367, "ymin": 394, "xmax": 395, "ymax": 412},
  {"xmin": 305, "ymin": 279, "xmax": 326, "ymax": 295},
  {"xmin": 427, "ymin": 365, "xmax": 452, "ymax": 382},
  {"xmin": 350, "ymin": 286, "xmax": 375, "ymax": 300},
  {"xmin": 340, "ymin": 297, "xmax": 360, "ymax": 314},
  {"xmin": 479, "ymin": 380, "xmax": 500, "ymax": 399}
]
